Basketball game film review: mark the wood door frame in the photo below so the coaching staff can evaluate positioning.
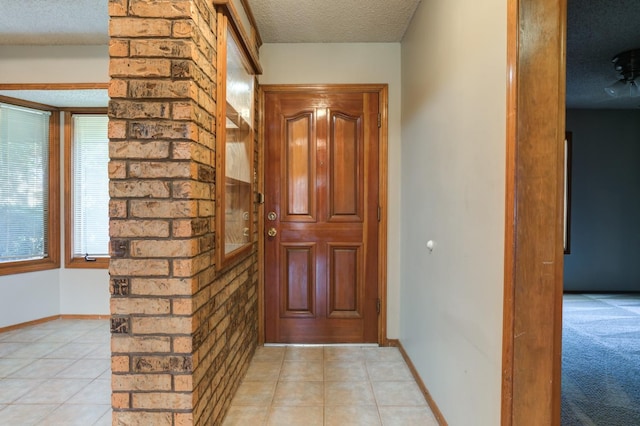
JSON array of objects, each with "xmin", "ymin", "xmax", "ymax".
[
  {"xmin": 257, "ymin": 84, "xmax": 389, "ymax": 345},
  {"xmin": 502, "ymin": 0, "xmax": 566, "ymax": 424}
]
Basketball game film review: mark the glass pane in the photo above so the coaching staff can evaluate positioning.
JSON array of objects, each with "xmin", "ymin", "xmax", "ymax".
[
  {"xmin": 0, "ymin": 103, "xmax": 51, "ymax": 262},
  {"xmin": 224, "ymin": 28, "xmax": 254, "ymax": 255},
  {"xmin": 73, "ymin": 114, "xmax": 110, "ymax": 257}
]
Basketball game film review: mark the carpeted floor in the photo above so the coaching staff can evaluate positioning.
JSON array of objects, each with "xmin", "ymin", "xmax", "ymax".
[{"xmin": 562, "ymin": 294, "xmax": 640, "ymax": 425}]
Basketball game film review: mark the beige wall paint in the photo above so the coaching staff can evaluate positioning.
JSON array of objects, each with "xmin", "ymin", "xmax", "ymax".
[
  {"xmin": 0, "ymin": 45, "xmax": 109, "ymax": 83},
  {"xmin": 259, "ymin": 43, "xmax": 402, "ymax": 338},
  {"xmin": 0, "ymin": 45, "xmax": 109, "ymax": 327},
  {"xmin": 400, "ymin": 1, "xmax": 506, "ymax": 424}
]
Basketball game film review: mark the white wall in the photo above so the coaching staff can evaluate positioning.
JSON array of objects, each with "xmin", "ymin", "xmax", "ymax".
[
  {"xmin": 259, "ymin": 43, "xmax": 402, "ymax": 338},
  {"xmin": 0, "ymin": 271, "xmax": 60, "ymax": 328},
  {"xmin": 59, "ymin": 269, "xmax": 110, "ymax": 315},
  {"xmin": 400, "ymin": 1, "xmax": 506, "ymax": 425},
  {"xmin": 0, "ymin": 45, "xmax": 110, "ymax": 328}
]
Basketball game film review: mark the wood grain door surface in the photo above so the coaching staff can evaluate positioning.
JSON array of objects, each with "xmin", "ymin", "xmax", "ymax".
[{"xmin": 264, "ymin": 89, "xmax": 380, "ymax": 343}]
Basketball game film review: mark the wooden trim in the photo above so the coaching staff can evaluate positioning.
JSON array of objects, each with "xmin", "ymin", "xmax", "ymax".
[
  {"xmin": 0, "ymin": 95, "xmax": 57, "ymax": 111},
  {"xmin": 215, "ymin": 12, "xmax": 256, "ymax": 272},
  {"xmin": 0, "ymin": 107, "xmax": 60, "ymax": 276},
  {"xmin": 0, "ymin": 256, "xmax": 59, "ymax": 276},
  {"xmin": 554, "ymin": 3, "xmax": 568, "ymax": 422},
  {"xmin": 258, "ymin": 84, "xmax": 389, "ymax": 345},
  {"xmin": 240, "ymin": 0, "xmax": 263, "ymax": 47},
  {"xmin": 49, "ymin": 110, "xmax": 62, "ymax": 269},
  {"xmin": 60, "ymin": 314, "xmax": 110, "ymax": 320},
  {"xmin": 215, "ymin": 12, "xmax": 228, "ymax": 273},
  {"xmin": 388, "ymin": 339, "xmax": 448, "ymax": 425},
  {"xmin": 502, "ymin": 0, "xmax": 566, "ymax": 424},
  {"xmin": 257, "ymin": 85, "xmax": 266, "ymax": 345},
  {"xmin": 259, "ymin": 84, "xmax": 389, "ymax": 93},
  {"xmin": 0, "ymin": 314, "xmax": 107, "ymax": 333},
  {"xmin": 0, "ymin": 315, "xmax": 60, "ymax": 333},
  {"xmin": 377, "ymin": 86, "xmax": 389, "ymax": 346},
  {"xmin": 501, "ymin": 0, "xmax": 519, "ymax": 423},
  {"xmin": 63, "ymin": 109, "xmax": 110, "ymax": 270},
  {"xmin": 64, "ymin": 111, "xmax": 73, "ymax": 267},
  {"xmin": 65, "ymin": 257, "xmax": 109, "ymax": 269},
  {"xmin": 59, "ymin": 107, "xmax": 108, "ymax": 113},
  {"xmin": 0, "ymin": 83, "xmax": 109, "ymax": 90},
  {"xmin": 212, "ymin": 0, "xmax": 262, "ymax": 74}
]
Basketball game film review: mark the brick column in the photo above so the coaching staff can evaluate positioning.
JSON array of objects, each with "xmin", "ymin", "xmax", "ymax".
[{"xmin": 108, "ymin": 1, "xmax": 258, "ymax": 424}]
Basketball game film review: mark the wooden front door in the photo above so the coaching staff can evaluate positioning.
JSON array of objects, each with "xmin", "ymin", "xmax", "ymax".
[{"xmin": 264, "ymin": 87, "xmax": 380, "ymax": 343}]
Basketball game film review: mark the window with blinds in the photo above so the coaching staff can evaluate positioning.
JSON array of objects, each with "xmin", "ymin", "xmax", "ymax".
[
  {"xmin": 0, "ymin": 103, "xmax": 51, "ymax": 263},
  {"xmin": 71, "ymin": 114, "xmax": 109, "ymax": 260}
]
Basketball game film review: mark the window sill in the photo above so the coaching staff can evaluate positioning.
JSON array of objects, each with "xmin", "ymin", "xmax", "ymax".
[
  {"xmin": 0, "ymin": 257, "xmax": 60, "ymax": 276},
  {"xmin": 65, "ymin": 257, "xmax": 109, "ymax": 269}
]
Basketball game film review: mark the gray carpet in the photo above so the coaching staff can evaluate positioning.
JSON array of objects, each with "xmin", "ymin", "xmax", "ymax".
[{"xmin": 562, "ymin": 294, "xmax": 640, "ymax": 425}]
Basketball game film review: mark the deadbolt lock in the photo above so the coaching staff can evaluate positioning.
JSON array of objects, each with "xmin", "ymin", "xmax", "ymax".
[{"xmin": 267, "ymin": 211, "xmax": 277, "ymax": 221}]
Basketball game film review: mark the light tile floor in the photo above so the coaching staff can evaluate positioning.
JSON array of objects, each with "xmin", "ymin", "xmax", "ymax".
[
  {"xmin": 0, "ymin": 319, "xmax": 111, "ymax": 426},
  {"xmin": 1, "ymin": 320, "xmax": 439, "ymax": 426},
  {"xmin": 223, "ymin": 345, "xmax": 439, "ymax": 426}
]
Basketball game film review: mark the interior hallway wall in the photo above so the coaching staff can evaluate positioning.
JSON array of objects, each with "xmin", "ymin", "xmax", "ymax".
[
  {"xmin": 0, "ymin": 45, "xmax": 110, "ymax": 328},
  {"xmin": 259, "ymin": 42, "xmax": 402, "ymax": 337},
  {"xmin": 400, "ymin": 1, "xmax": 506, "ymax": 424}
]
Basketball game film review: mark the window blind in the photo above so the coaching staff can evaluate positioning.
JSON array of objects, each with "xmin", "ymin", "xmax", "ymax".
[
  {"xmin": 0, "ymin": 103, "xmax": 51, "ymax": 262},
  {"xmin": 72, "ymin": 114, "xmax": 109, "ymax": 257}
]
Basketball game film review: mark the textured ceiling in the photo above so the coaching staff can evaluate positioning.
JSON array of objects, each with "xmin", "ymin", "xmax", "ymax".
[
  {"xmin": 1, "ymin": 0, "xmax": 639, "ymax": 108},
  {"xmin": 0, "ymin": 0, "xmax": 108, "ymax": 45},
  {"xmin": 0, "ymin": 0, "xmax": 419, "ymax": 45},
  {"xmin": 0, "ymin": 90, "xmax": 109, "ymax": 108},
  {"xmin": 566, "ymin": 0, "xmax": 640, "ymax": 109},
  {"xmin": 249, "ymin": 0, "xmax": 421, "ymax": 43}
]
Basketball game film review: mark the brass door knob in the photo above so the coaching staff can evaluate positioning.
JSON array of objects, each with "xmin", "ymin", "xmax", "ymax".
[{"xmin": 267, "ymin": 227, "xmax": 277, "ymax": 237}]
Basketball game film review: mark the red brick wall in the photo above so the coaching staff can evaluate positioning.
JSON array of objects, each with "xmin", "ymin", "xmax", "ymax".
[{"xmin": 108, "ymin": 1, "xmax": 259, "ymax": 424}]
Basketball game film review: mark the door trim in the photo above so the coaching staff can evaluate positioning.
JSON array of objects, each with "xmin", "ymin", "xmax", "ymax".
[
  {"xmin": 258, "ymin": 84, "xmax": 389, "ymax": 345},
  {"xmin": 502, "ymin": 0, "xmax": 566, "ymax": 424}
]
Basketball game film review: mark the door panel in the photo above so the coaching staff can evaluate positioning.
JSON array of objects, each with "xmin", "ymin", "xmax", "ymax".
[
  {"xmin": 265, "ymin": 89, "xmax": 379, "ymax": 343},
  {"xmin": 282, "ymin": 244, "xmax": 315, "ymax": 317},
  {"xmin": 328, "ymin": 244, "xmax": 362, "ymax": 318},
  {"xmin": 330, "ymin": 112, "xmax": 361, "ymax": 218},
  {"xmin": 285, "ymin": 113, "xmax": 315, "ymax": 219}
]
